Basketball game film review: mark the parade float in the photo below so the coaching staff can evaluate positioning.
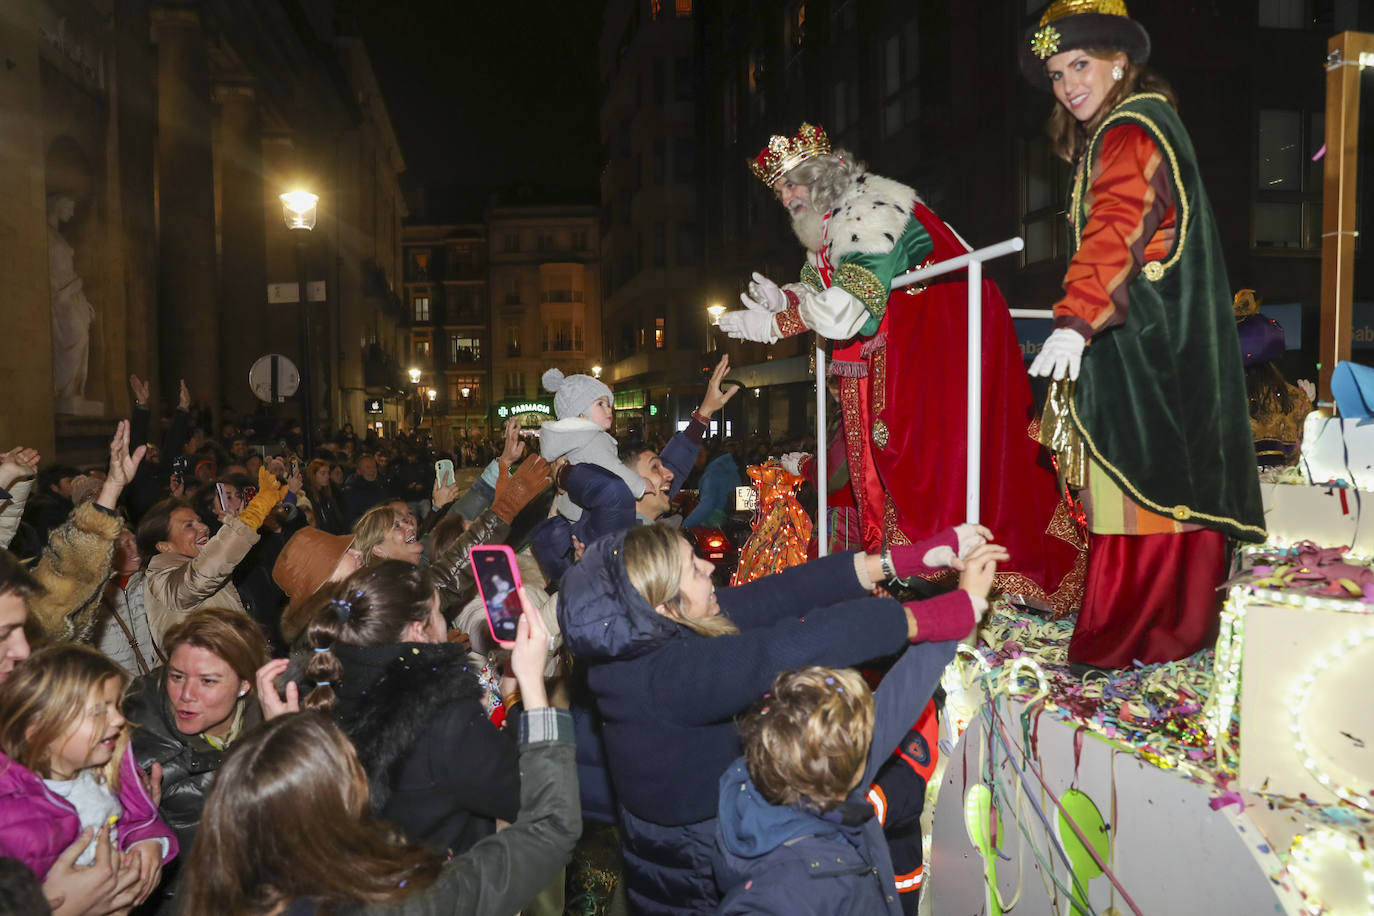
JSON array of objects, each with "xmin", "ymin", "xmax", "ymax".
[{"xmin": 723, "ymin": 29, "xmax": 1374, "ymax": 915}]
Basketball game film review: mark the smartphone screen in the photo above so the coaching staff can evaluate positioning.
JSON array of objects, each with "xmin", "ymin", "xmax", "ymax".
[
  {"xmin": 435, "ymin": 458, "xmax": 455, "ymax": 487},
  {"xmin": 471, "ymin": 545, "xmax": 523, "ymax": 643},
  {"xmin": 216, "ymin": 482, "xmax": 230, "ymax": 514}
]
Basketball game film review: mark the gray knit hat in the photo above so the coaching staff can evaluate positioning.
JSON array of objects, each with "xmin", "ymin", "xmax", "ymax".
[{"xmin": 543, "ymin": 368, "xmax": 613, "ymax": 420}]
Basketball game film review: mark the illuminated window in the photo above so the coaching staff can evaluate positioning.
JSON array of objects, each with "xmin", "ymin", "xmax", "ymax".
[
  {"xmin": 654, "ymin": 317, "xmax": 666, "ymax": 349},
  {"xmin": 412, "ymin": 295, "xmax": 430, "ymax": 322}
]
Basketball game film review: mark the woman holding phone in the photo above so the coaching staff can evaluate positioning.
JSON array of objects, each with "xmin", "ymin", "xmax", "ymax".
[
  {"xmin": 295, "ymin": 560, "xmax": 522, "ymax": 854},
  {"xmin": 557, "ymin": 523, "xmax": 1004, "ymax": 915},
  {"xmin": 180, "ymin": 608, "xmax": 576, "ymax": 916}
]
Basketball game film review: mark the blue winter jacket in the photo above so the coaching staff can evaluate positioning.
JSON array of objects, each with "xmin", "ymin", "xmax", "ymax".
[
  {"xmin": 683, "ymin": 454, "xmax": 742, "ymax": 529},
  {"xmin": 713, "ymin": 638, "xmax": 956, "ymax": 915},
  {"xmin": 531, "ymin": 424, "xmax": 703, "ymax": 584},
  {"xmin": 557, "ymin": 529, "xmax": 944, "ymax": 914}
]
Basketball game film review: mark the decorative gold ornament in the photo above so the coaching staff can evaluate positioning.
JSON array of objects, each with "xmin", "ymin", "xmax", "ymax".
[
  {"xmin": 872, "ymin": 419, "xmax": 889, "ymax": 449},
  {"xmin": 1031, "ymin": 25, "xmax": 1061, "ymax": 59},
  {"xmin": 1141, "ymin": 260, "xmax": 1164, "ymax": 281},
  {"xmin": 1038, "ymin": 0, "xmax": 1130, "ymax": 27},
  {"xmin": 750, "ymin": 122, "xmax": 832, "ymax": 187}
]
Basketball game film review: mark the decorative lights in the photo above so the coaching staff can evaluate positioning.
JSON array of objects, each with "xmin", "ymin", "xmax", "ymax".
[
  {"xmin": 1287, "ymin": 829, "xmax": 1374, "ymax": 915},
  {"xmin": 1285, "ymin": 624, "xmax": 1374, "ymax": 812}
]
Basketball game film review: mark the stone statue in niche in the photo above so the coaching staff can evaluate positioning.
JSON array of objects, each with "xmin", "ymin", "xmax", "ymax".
[{"xmin": 48, "ymin": 193, "xmax": 102, "ymax": 416}]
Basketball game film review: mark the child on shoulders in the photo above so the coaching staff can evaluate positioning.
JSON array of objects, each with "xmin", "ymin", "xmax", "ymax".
[{"xmin": 539, "ymin": 368, "xmax": 647, "ymax": 522}]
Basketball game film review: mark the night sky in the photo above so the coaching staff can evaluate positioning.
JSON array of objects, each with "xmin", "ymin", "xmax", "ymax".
[{"xmin": 354, "ymin": 0, "xmax": 604, "ymax": 217}]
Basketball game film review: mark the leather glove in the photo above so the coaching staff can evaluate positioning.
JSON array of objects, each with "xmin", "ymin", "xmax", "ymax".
[
  {"xmin": 1028, "ymin": 328, "xmax": 1086, "ymax": 381},
  {"xmin": 238, "ymin": 466, "xmax": 287, "ymax": 530},
  {"xmin": 717, "ymin": 308, "xmax": 780, "ymax": 344},
  {"xmin": 491, "ymin": 456, "xmax": 552, "ymax": 524},
  {"xmin": 740, "ymin": 272, "xmax": 787, "ymax": 313}
]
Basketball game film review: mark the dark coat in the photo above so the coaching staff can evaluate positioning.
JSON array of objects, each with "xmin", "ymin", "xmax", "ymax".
[
  {"xmin": 340, "ymin": 473, "xmax": 390, "ymax": 528},
  {"xmin": 713, "ymin": 639, "xmax": 956, "ymax": 915},
  {"xmin": 556, "ymin": 530, "xmax": 914, "ymax": 915},
  {"xmin": 331, "ymin": 641, "xmax": 520, "ymax": 854},
  {"xmin": 125, "ymin": 667, "xmax": 264, "ymax": 852}
]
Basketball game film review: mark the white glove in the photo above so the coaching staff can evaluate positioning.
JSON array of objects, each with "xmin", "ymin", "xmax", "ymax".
[
  {"xmin": 1028, "ymin": 328, "xmax": 1087, "ymax": 380},
  {"xmin": 718, "ymin": 308, "xmax": 780, "ymax": 344},
  {"xmin": 921, "ymin": 523, "xmax": 992, "ymax": 569},
  {"xmin": 779, "ymin": 452, "xmax": 810, "ymax": 476},
  {"xmin": 741, "ymin": 272, "xmax": 787, "ymax": 313}
]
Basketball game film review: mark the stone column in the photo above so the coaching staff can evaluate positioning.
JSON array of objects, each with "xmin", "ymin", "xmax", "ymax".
[
  {"xmin": 152, "ymin": 6, "xmax": 218, "ymax": 427},
  {"xmin": 214, "ymin": 84, "xmax": 266, "ymax": 420}
]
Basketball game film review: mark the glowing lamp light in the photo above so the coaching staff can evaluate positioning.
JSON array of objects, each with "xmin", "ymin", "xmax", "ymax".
[
  {"xmin": 460, "ymin": 386, "xmax": 471, "ymax": 398},
  {"xmin": 408, "ymin": 368, "xmax": 421, "ymax": 384},
  {"xmin": 280, "ymin": 190, "xmax": 319, "ymax": 231},
  {"xmin": 591, "ymin": 365, "xmax": 603, "ymax": 379},
  {"xmin": 426, "ymin": 389, "xmax": 437, "ymax": 402},
  {"xmin": 707, "ymin": 304, "xmax": 726, "ymax": 323}
]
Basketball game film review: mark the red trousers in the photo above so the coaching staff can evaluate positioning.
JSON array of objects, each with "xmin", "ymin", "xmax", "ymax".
[{"xmin": 1068, "ymin": 529, "xmax": 1229, "ymax": 668}]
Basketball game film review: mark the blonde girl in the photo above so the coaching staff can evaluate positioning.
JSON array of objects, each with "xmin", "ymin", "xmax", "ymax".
[{"xmin": 0, "ymin": 644, "xmax": 176, "ymax": 904}]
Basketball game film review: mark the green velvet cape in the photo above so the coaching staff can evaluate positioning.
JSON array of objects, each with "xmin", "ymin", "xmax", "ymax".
[{"xmin": 1068, "ymin": 93, "xmax": 1265, "ymax": 542}]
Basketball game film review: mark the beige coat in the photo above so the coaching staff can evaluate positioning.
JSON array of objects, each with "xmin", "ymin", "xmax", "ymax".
[{"xmin": 144, "ymin": 517, "xmax": 258, "ymax": 648}]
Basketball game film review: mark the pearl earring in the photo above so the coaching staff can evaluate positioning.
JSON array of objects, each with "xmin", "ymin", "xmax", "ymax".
[{"xmin": 1111, "ymin": 65, "xmax": 1124, "ymax": 81}]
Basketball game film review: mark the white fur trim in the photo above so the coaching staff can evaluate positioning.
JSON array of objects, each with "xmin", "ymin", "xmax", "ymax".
[{"xmin": 822, "ymin": 174, "xmax": 919, "ymax": 264}]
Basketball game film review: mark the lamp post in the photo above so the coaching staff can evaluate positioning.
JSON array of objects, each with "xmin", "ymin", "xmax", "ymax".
[
  {"xmin": 408, "ymin": 367, "xmax": 422, "ymax": 432},
  {"xmin": 591, "ymin": 364, "xmax": 602, "ymax": 380},
  {"xmin": 281, "ymin": 189, "xmax": 319, "ymax": 457},
  {"xmin": 706, "ymin": 304, "xmax": 725, "ymax": 353},
  {"xmin": 426, "ymin": 388, "xmax": 437, "ymax": 444}
]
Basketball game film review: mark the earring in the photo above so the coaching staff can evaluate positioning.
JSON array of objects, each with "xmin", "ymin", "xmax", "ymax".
[
  {"xmin": 1111, "ymin": 65, "xmax": 1124, "ymax": 81},
  {"xmin": 238, "ymin": 690, "xmax": 248, "ymax": 698}
]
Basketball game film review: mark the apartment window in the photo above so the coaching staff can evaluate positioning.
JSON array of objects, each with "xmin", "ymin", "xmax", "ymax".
[
  {"xmin": 675, "ymin": 0, "xmax": 691, "ymax": 16},
  {"xmin": 503, "ymin": 233, "xmax": 520, "ymax": 252},
  {"xmin": 504, "ymin": 279, "xmax": 520, "ymax": 305},
  {"xmin": 449, "ymin": 335, "xmax": 481, "ymax": 365},
  {"xmin": 544, "ymin": 319, "xmax": 583, "ymax": 353},
  {"xmin": 450, "ymin": 286, "xmax": 485, "ymax": 321},
  {"xmin": 506, "ymin": 325, "xmax": 521, "ymax": 357},
  {"xmin": 1254, "ymin": 108, "xmax": 1323, "ymax": 250},
  {"xmin": 412, "ymin": 295, "xmax": 431, "ymax": 322},
  {"xmin": 879, "ymin": 16, "xmax": 921, "ymax": 138},
  {"xmin": 1020, "ymin": 140, "xmax": 1070, "ymax": 265},
  {"xmin": 504, "ymin": 371, "xmax": 526, "ymax": 399},
  {"xmin": 572, "ymin": 230, "xmax": 588, "ymax": 250},
  {"xmin": 654, "ymin": 316, "xmax": 666, "ymax": 349},
  {"xmin": 408, "ymin": 250, "xmax": 431, "ymax": 282},
  {"xmin": 411, "ymin": 330, "xmax": 432, "ymax": 360},
  {"xmin": 674, "ymin": 138, "xmax": 695, "ymax": 183}
]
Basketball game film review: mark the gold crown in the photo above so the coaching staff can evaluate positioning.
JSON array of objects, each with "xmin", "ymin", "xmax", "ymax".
[
  {"xmin": 1031, "ymin": 0, "xmax": 1131, "ymax": 59},
  {"xmin": 750, "ymin": 122, "xmax": 831, "ymax": 186}
]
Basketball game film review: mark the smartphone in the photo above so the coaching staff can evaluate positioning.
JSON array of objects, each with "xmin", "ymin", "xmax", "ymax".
[
  {"xmin": 290, "ymin": 457, "xmax": 302, "ymax": 479},
  {"xmin": 435, "ymin": 458, "xmax": 455, "ymax": 488},
  {"xmin": 215, "ymin": 483, "xmax": 231, "ymax": 514},
  {"xmin": 471, "ymin": 544, "xmax": 523, "ymax": 644},
  {"xmin": 170, "ymin": 455, "xmax": 189, "ymax": 486}
]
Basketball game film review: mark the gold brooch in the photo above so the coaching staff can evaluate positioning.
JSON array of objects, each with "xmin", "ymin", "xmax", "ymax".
[
  {"xmin": 872, "ymin": 420, "xmax": 889, "ymax": 449},
  {"xmin": 1031, "ymin": 25, "xmax": 1061, "ymax": 60},
  {"xmin": 1142, "ymin": 261, "xmax": 1164, "ymax": 281},
  {"xmin": 1171, "ymin": 505, "xmax": 1191, "ymax": 521}
]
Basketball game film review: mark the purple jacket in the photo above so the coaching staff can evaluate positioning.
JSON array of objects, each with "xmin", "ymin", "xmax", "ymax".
[{"xmin": 0, "ymin": 743, "xmax": 178, "ymax": 879}]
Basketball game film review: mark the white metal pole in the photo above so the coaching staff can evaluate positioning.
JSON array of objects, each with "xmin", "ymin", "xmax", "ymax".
[
  {"xmin": 966, "ymin": 259, "xmax": 983, "ymax": 526},
  {"xmin": 891, "ymin": 237, "xmax": 1024, "ymax": 290},
  {"xmin": 816, "ymin": 345, "xmax": 828, "ymax": 557}
]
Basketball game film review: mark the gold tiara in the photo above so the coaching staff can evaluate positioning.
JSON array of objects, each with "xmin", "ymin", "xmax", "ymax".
[{"xmin": 750, "ymin": 122, "xmax": 831, "ymax": 186}]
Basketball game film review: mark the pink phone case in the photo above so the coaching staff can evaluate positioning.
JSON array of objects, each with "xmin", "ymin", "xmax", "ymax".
[{"xmin": 470, "ymin": 544, "xmax": 524, "ymax": 644}]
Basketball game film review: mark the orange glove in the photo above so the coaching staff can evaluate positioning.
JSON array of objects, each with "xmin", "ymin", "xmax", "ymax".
[
  {"xmin": 491, "ymin": 456, "xmax": 552, "ymax": 524},
  {"xmin": 238, "ymin": 466, "xmax": 287, "ymax": 530}
]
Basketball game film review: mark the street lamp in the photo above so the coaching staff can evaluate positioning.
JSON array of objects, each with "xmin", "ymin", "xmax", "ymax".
[
  {"xmin": 591, "ymin": 365, "xmax": 602, "ymax": 380},
  {"xmin": 707, "ymin": 303, "xmax": 726, "ymax": 353},
  {"xmin": 460, "ymin": 386, "xmax": 472, "ymax": 460},
  {"xmin": 408, "ymin": 367, "xmax": 421, "ymax": 384},
  {"xmin": 281, "ymin": 189, "xmax": 319, "ymax": 457}
]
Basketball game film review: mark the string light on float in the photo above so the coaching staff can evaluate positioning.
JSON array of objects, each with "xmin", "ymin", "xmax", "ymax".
[
  {"xmin": 1287, "ymin": 829, "xmax": 1374, "ymax": 916},
  {"xmin": 1286, "ymin": 624, "xmax": 1374, "ymax": 812}
]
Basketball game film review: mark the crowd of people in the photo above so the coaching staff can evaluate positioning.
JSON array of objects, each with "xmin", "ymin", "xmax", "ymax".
[{"xmin": 0, "ymin": 2, "xmax": 1265, "ymax": 914}]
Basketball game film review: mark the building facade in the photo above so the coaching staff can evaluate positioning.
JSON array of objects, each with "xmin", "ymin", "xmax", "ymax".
[
  {"xmin": 0, "ymin": 0, "xmax": 409, "ymax": 458},
  {"xmin": 487, "ymin": 204, "xmax": 603, "ymax": 432},
  {"xmin": 400, "ymin": 223, "xmax": 489, "ymax": 450}
]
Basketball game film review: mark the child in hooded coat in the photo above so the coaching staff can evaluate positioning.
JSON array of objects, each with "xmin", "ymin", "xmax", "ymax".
[{"xmin": 539, "ymin": 368, "xmax": 647, "ymax": 522}]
